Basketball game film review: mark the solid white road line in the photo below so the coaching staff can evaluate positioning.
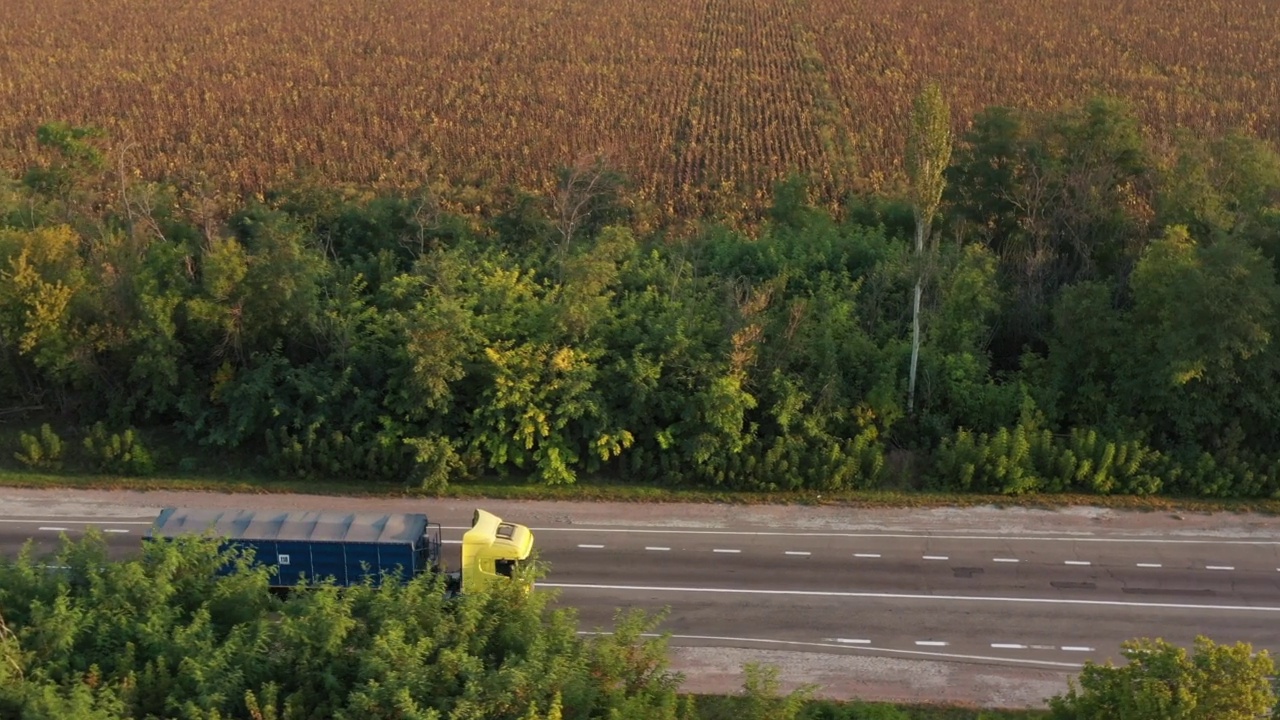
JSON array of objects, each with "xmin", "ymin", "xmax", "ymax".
[
  {"xmin": 480, "ymin": 526, "xmax": 1280, "ymax": 546},
  {"xmin": 0, "ymin": 519, "xmax": 152, "ymax": 525},
  {"xmin": 577, "ymin": 631, "xmax": 1085, "ymax": 669},
  {"xmin": 645, "ymin": 546, "xmax": 671, "ymax": 552},
  {"xmin": 542, "ymin": 582, "xmax": 1280, "ymax": 613}
]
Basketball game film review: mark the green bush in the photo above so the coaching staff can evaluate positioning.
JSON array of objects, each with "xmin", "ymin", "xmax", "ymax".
[
  {"xmin": 82, "ymin": 422, "xmax": 154, "ymax": 476},
  {"xmin": 13, "ymin": 424, "xmax": 63, "ymax": 471},
  {"xmin": 735, "ymin": 663, "xmax": 814, "ymax": 720},
  {"xmin": 932, "ymin": 422, "xmax": 1280, "ymax": 499},
  {"xmin": 934, "ymin": 424, "xmax": 1042, "ymax": 495},
  {"xmin": 263, "ymin": 423, "xmax": 412, "ymax": 481},
  {"xmin": 404, "ymin": 434, "xmax": 463, "ymax": 491}
]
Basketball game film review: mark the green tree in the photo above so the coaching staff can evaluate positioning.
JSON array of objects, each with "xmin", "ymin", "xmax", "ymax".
[
  {"xmin": 1122, "ymin": 226, "xmax": 1279, "ymax": 449},
  {"xmin": 0, "ymin": 532, "xmax": 691, "ymax": 720},
  {"xmin": 1159, "ymin": 130, "xmax": 1280, "ymax": 241},
  {"xmin": 946, "ymin": 97, "xmax": 1154, "ymax": 369},
  {"xmin": 0, "ymin": 224, "xmax": 93, "ymax": 405},
  {"xmin": 904, "ymin": 82, "xmax": 952, "ymax": 412},
  {"xmin": 1048, "ymin": 636, "xmax": 1276, "ymax": 720},
  {"xmin": 185, "ymin": 204, "xmax": 328, "ymax": 363},
  {"xmin": 944, "ymin": 106, "xmax": 1027, "ymax": 245},
  {"xmin": 20, "ymin": 122, "xmax": 106, "ymax": 225}
]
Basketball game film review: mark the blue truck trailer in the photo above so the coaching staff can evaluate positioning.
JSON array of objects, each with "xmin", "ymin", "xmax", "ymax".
[{"xmin": 145, "ymin": 507, "xmax": 534, "ymax": 594}]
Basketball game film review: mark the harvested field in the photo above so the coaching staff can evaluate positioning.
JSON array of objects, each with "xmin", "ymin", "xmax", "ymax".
[{"xmin": 1, "ymin": 0, "xmax": 1276, "ymax": 220}]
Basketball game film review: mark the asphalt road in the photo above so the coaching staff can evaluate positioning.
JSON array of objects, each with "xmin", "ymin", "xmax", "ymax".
[{"xmin": 1, "ymin": 489, "xmax": 1278, "ymax": 708}]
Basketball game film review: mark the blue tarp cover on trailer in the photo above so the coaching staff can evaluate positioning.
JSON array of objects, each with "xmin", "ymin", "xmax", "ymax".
[
  {"xmin": 147, "ymin": 508, "xmax": 437, "ymax": 588},
  {"xmin": 147, "ymin": 508, "xmax": 428, "ymax": 545}
]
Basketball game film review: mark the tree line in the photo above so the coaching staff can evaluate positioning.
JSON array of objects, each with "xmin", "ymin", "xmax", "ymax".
[
  {"xmin": 1, "ymin": 533, "xmax": 1274, "ymax": 719},
  {"xmin": 1, "ymin": 94, "xmax": 1279, "ymax": 496}
]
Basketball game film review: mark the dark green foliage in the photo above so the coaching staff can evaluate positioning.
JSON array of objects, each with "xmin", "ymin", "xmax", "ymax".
[
  {"xmin": 945, "ymin": 97, "xmax": 1156, "ymax": 368},
  {"xmin": 1047, "ymin": 636, "xmax": 1276, "ymax": 720},
  {"xmin": 2, "ymin": 96, "xmax": 1279, "ymax": 498},
  {"xmin": 21, "ymin": 122, "xmax": 105, "ymax": 204},
  {"xmin": 804, "ymin": 701, "xmax": 909, "ymax": 720},
  {"xmin": 0, "ymin": 532, "xmax": 692, "ymax": 720}
]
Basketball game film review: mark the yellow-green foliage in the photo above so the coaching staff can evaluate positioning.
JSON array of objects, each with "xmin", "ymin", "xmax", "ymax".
[
  {"xmin": 935, "ymin": 424, "xmax": 1164, "ymax": 496},
  {"xmin": 82, "ymin": 422, "xmax": 154, "ymax": 476},
  {"xmin": 13, "ymin": 424, "xmax": 63, "ymax": 471}
]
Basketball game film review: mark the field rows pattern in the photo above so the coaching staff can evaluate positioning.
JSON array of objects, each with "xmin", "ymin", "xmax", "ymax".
[{"xmin": 1, "ymin": 0, "xmax": 1277, "ymax": 220}]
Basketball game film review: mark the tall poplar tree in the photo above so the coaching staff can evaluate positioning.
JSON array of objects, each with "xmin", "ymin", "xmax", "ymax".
[{"xmin": 905, "ymin": 83, "xmax": 952, "ymax": 412}]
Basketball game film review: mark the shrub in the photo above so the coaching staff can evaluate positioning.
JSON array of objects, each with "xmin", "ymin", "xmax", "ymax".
[
  {"xmin": 404, "ymin": 435, "xmax": 462, "ymax": 491},
  {"xmin": 13, "ymin": 424, "xmax": 64, "ymax": 471},
  {"xmin": 82, "ymin": 422, "xmax": 154, "ymax": 476},
  {"xmin": 263, "ymin": 423, "xmax": 412, "ymax": 481}
]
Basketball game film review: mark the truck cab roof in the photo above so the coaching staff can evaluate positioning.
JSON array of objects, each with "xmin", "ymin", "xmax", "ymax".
[{"xmin": 464, "ymin": 509, "xmax": 533, "ymax": 561}]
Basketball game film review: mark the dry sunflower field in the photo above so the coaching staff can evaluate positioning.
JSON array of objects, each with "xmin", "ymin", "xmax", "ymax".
[{"xmin": 1, "ymin": 0, "xmax": 1277, "ymax": 221}]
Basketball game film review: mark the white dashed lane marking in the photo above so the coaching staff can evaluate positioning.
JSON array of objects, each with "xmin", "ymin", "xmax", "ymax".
[
  {"xmin": 38, "ymin": 526, "xmax": 68, "ymax": 532},
  {"xmin": 915, "ymin": 640, "xmax": 949, "ymax": 647},
  {"xmin": 103, "ymin": 529, "xmax": 129, "ymax": 534},
  {"xmin": 993, "ymin": 642, "xmax": 1096, "ymax": 653},
  {"xmin": 580, "ymin": 543, "xmax": 1252, "ymax": 574}
]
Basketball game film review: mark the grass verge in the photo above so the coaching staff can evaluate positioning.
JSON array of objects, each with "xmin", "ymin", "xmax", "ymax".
[{"xmin": 1, "ymin": 465, "xmax": 1278, "ymax": 515}]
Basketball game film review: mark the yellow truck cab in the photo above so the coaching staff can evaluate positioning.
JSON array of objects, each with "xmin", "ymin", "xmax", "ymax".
[{"xmin": 461, "ymin": 509, "xmax": 535, "ymax": 593}]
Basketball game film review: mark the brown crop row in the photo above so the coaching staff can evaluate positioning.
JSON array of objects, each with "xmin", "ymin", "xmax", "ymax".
[{"xmin": 1, "ymin": 0, "xmax": 1276, "ymax": 224}]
